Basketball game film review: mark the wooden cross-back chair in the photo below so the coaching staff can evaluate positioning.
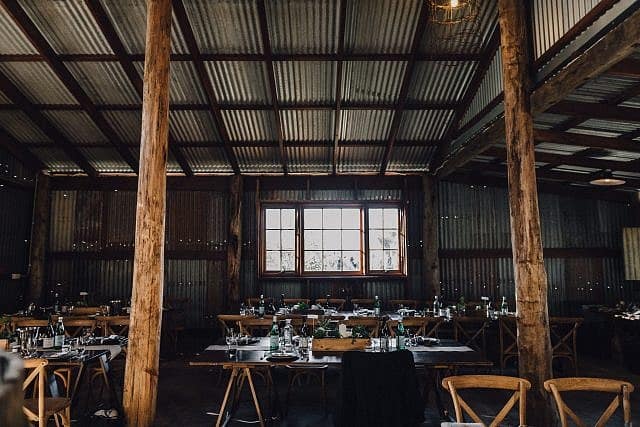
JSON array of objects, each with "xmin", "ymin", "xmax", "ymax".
[
  {"xmin": 441, "ymin": 375, "xmax": 531, "ymax": 427},
  {"xmin": 454, "ymin": 317, "xmax": 490, "ymax": 356},
  {"xmin": 544, "ymin": 377, "xmax": 634, "ymax": 427},
  {"xmin": 283, "ymin": 298, "xmax": 310, "ymax": 306},
  {"xmin": 101, "ymin": 316, "xmax": 129, "ymax": 337},
  {"xmin": 67, "ymin": 306, "xmax": 101, "ymax": 316},
  {"xmin": 12, "ymin": 319, "xmax": 49, "ymax": 333},
  {"xmin": 246, "ymin": 297, "xmax": 272, "ymax": 307},
  {"xmin": 339, "ymin": 317, "xmax": 380, "ymax": 338},
  {"xmin": 388, "ymin": 299, "xmax": 419, "ymax": 310},
  {"xmin": 238, "ymin": 317, "xmax": 274, "ymax": 336},
  {"xmin": 350, "ymin": 298, "xmax": 374, "ymax": 308},
  {"xmin": 62, "ymin": 318, "xmax": 97, "ymax": 338},
  {"xmin": 217, "ymin": 314, "xmax": 245, "ymax": 335},
  {"xmin": 385, "ymin": 317, "xmax": 428, "ymax": 336},
  {"xmin": 22, "ymin": 359, "xmax": 72, "ymax": 427}
]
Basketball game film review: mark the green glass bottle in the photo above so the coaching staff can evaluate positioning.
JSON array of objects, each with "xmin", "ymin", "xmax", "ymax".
[
  {"xmin": 258, "ymin": 294, "xmax": 265, "ymax": 318},
  {"xmin": 373, "ymin": 295, "xmax": 381, "ymax": 317},
  {"xmin": 269, "ymin": 316, "xmax": 279, "ymax": 352},
  {"xmin": 396, "ymin": 319, "xmax": 406, "ymax": 350}
]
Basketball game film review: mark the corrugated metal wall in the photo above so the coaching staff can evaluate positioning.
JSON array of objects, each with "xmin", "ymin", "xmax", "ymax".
[
  {"xmin": 0, "ymin": 147, "xmax": 34, "ymax": 312},
  {"xmin": 40, "ymin": 179, "xmax": 634, "ymax": 323},
  {"xmin": 439, "ymin": 182, "xmax": 634, "ymax": 314}
]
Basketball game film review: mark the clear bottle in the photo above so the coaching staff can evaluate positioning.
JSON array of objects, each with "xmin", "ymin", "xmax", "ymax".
[
  {"xmin": 433, "ymin": 295, "xmax": 440, "ymax": 317},
  {"xmin": 283, "ymin": 319, "xmax": 293, "ymax": 352},
  {"xmin": 42, "ymin": 319, "xmax": 54, "ymax": 350},
  {"xmin": 373, "ymin": 295, "xmax": 381, "ymax": 317},
  {"xmin": 500, "ymin": 296, "xmax": 508, "ymax": 315},
  {"xmin": 280, "ymin": 293, "xmax": 286, "ymax": 310},
  {"xmin": 269, "ymin": 316, "xmax": 279, "ymax": 351},
  {"xmin": 379, "ymin": 318, "xmax": 390, "ymax": 352},
  {"xmin": 258, "ymin": 294, "xmax": 266, "ymax": 318},
  {"xmin": 299, "ymin": 318, "xmax": 309, "ymax": 351},
  {"xmin": 54, "ymin": 317, "xmax": 65, "ymax": 350},
  {"xmin": 53, "ymin": 292, "xmax": 61, "ymax": 314},
  {"xmin": 396, "ymin": 319, "xmax": 406, "ymax": 350}
]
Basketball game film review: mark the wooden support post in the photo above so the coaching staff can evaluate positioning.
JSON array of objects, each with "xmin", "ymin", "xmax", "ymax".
[
  {"xmin": 122, "ymin": 1, "xmax": 172, "ymax": 425},
  {"xmin": 422, "ymin": 175, "xmax": 440, "ymax": 300},
  {"xmin": 27, "ymin": 172, "xmax": 49, "ymax": 304},
  {"xmin": 498, "ymin": 0, "xmax": 553, "ymax": 425},
  {"xmin": 227, "ymin": 175, "xmax": 243, "ymax": 310}
]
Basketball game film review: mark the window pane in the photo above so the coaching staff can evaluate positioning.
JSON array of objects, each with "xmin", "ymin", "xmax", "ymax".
[
  {"xmin": 304, "ymin": 251, "xmax": 322, "ymax": 271},
  {"xmin": 369, "ymin": 250, "xmax": 384, "ymax": 270},
  {"xmin": 342, "ymin": 251, "xmax": 360, "ymax": 271},
  {"xmin": 266, "ymin": 251, "xmax": 280, "ymax": 271},
  {"xmin": 323, "ymin": 251, "xmax": 341, "ymax": 271},
  {"xmin": 342, "ymin": 209, "xmax": 360, "ymax": 229},
  {"xmin": 265, "ymin": 230, "xmax": 281, "ymax": 250},
  {"xmin": 281, "ymin": 230, "xmax": 295, "ymax": 250},
  {"xmin": 265, "ymin": 209, "xmax": 280, "ymax": 229},
  {"xmin": 323, "ymin": 230, "xmax": 341, "ymax": 250},
  {"xmin": 281, "ymin": 209, "xmax": 295, "ymax": 229},
  {"xmin": 369, "ymin": 229, "xmax": 383, "ymax": 249},
  {"xmin": 304, "ymin": 230, "xmax": 321, "ymax": 250},
  {"xmin": 304, "ymin": 209, "xmax": 322, "ymax": 228},
  {"xmin": 281, "ymin": 251, "xmax": 295, "ymax": 271},
  {"xmin": 369, "ymin": 209, "xmax": 383, "ymax": 229},
  {"xmin": 384, "ymin": 250, "xmax": 399, "ymax": 270},
  {"xmin": 342, "ymin": 229, "xmax": 360, "ymax": 250},
  {"xmin": 383, "ymin": 230, "xmax": 398, "ymax": 249},
  {"xmin": 323, "ymin": 209, "xmax": 341, "ymax": 229},
  {"xmin": 383, "ymin": 208, "xmax": 399, "ymax": 228}
]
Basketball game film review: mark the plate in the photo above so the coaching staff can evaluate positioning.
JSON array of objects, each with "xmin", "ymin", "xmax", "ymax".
[
  {"xmin": 236, "ymin": 337, "xmax": 260, "ymax": 346},
  {"xmin": 266, "ymin": 353, "xmax": 299, "ymax": 362}
]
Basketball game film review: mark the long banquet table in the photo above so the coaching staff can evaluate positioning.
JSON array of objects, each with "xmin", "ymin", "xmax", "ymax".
[{"xmin": 190, "ymin": 336, "xmax": 492, "ymax": 427}]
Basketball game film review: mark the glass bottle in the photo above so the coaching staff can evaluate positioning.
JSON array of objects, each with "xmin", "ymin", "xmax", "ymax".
[
  {"xmin": 42, "ymin": 319, "xmax": 54, "ymax": 349},
  {"xmin": 54, "ymin": 317, "xmax": 65, "ymax": 350},
  {"xmin": 258, "ymin": 294, "xmax": 266, "ymax": 318},
  {"xmin": 299, "ymin": 318, "xmax": 309, "ymax": 351},
  {"xmin": 379, "ymin": 318, "xmax": 390, "ymax": 352},
  {"xmin": 280, "ymin": 293, "xmax": 286, "ymax": 310},
  {"xmin": 373, "ymin": 295, "xmax": 381, "ymax": 317},
  {"xmin": 269, "ymin": 316, "xmax": 279, "ymax": 352},
  {"xmin": 433, "ymin": 295, "xmax": 440, "ymax": 316},
  {"xmin": 283, "ymin": 319, "xmax": 293, "ymax": 352},
  {"xmin": 500, "ymin": 296, "xmax": 508, "ymax": 315},
  {"xmin": 396, "ymin": 319, "xmax": 406, "ymax": 350}
]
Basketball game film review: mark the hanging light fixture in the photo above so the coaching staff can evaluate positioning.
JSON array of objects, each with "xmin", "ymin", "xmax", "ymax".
[
  {"xmin": 589, "ymin": 170, "xmax": 626, "ymax": 186},
  {"xmin": 429, "ymin": 0, "xmax": 477, "ymax": 25}
]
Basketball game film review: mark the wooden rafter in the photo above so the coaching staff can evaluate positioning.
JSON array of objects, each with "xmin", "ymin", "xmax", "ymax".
[
  {"xmin": 331, "ymin": 0, "xmax": 347, "ymax": 175},
  {"xmin": 84, "ymin": 0, "xmax": 193, "ymax": 176},
  {"xmin": 430, "ymin": 28, "xmax": 501, "ymax": 170},
  {"xmin": 379, "ymin": 1, "xmax": 431, "ymax": 174},
  {"xmin": 1, "ymin": 0, "xmax": 138, "ymax": 174},
  {"xmin": 548, "ymin": 101, "xmax": 640, "ymax": 123},
  {"xmin": 534, "ymin": 129, "xmax": 640, "ymax": 153},
  {"xmin": 0, "ymin": 126, "xmax": 45, "ymax": 172},
  {"xmin": 0, "ymin": 70, "xmax": 97, "ymax": 177},
  {"xmin": 0, "ymin": 52, "xmax": 483, "ymax": 63},
  {"xmin": 433, "ymin": 5, "xmax": 640, "ymax": 178},
  {"xmin": 172, "ymin": 0, "xmax": 240, "ymax": 174},
  {"xmin": 256, "ymin": 0, "xmax": 287, "ymax": 174}
]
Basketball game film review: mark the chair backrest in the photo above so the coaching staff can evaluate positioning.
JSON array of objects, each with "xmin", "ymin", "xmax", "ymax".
[
  {"xmin": 22, "ymin": 359, "xmax": 48, "ymax": 426},
  {"xmin": 338, "ymin": 350, "xmax": 424, "ymax": 427},
  {"xmin": 62, "ymin": 318, "xmax": 97, "ymax": 338},
  {"xmin": 283, "ymin": 298, "xmax": 310, "ymax": 306},
  {"xmin": 441, "ymin": 375, "xmax": 531, "ymax": 427},
  {"xmin": 544, "ymin": 377, "xmax": 634, "ymax": 427},
  {"xmin": 103, "ymin": 316, "xmax": 129, "ymax": 336},
  {"xmin": 324, "ymin": 298, "xmax": 346, "ymax": 310},
  {"xmin": 386, "ymin": 317, "xmax": 428, "ymax": 336},
  {"xmin": 13, "ymin": 319, "xmax": 49, "ymax": 330},
  {"xmin": 389, "ymin": 299, "xmax": 419, "ymax": 310},
  {"xmin": 217, "ymin": 314, "xmax": 245, "ymax": 334},
  {"xmin": 350, "ymin": 298, "xmax": 374, "ymax": 308},
  {"xmin": 339, "ymin": 317, "xmax": 380, "ymax": 337},
  {"xmin": 238, "ymin": 318, "xmax": 274, "ymax": 336},
  {"xmin": 68, "ymin": 306, "xmax": 101, "ymax": 316}
]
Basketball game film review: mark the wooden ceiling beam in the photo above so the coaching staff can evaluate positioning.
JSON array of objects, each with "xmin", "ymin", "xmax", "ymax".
[
  {"xmin": 1, "ymin": 0, "xmax": 138, "ymax": 174},
  {"xmin": 257, "ymin": 0, "xmax": 288, "ymax": 174},
  {"xmin": 379, "ymin": 1, "xmax": 431, "ymax": 174},
  {"xmin": 0, "ymin": 70, "xmax": 97, "ymax": 177},
  {"xmin": 0, "ymin": 126, "xmax": 46, "ymax": 172},
  {"xmin": 84, "ymin": 0, "xmax": 192, "ymax": 176},
  {"xmin": 607, "ymin": 57, "xmax": 640, "ymax": 78},
  {"xmin": 534, "ymin": 129, "xmax": 640, "ymax": 153},
  {"xmin": 0, "ymin": 52, "xmax": 483, "ymax": 63},
  {"xmin": 433, "ymin": 5, "xmax": 640, "ymax": 178},
  {"xmin": 173, "ymin": 0, "xmax": 240, "ymax": 174},
  {"xmin": 331, "ymin": 0, "xmax": 347, "ymax": 175}
]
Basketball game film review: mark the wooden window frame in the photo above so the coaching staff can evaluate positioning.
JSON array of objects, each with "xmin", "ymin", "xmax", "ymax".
[{"xmin": 258, "ymin": 200, "xmax": 407, "ymax": 279}]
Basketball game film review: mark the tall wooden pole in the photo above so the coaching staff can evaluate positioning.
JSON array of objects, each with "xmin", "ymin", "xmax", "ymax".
[
  {"xmin": 498, "ymin": 0, "xmax": 553, "ymax": 425},
  {"xmin": 122, "ymin": 1, "xmax": 172, "ymax": 425},
  {"xmin": 227, "ymin": 175, "xmax": 243, "ymax": 310},
  {"xmin": 422, "ymin": 175, "xmax": 440, "ymax": 300},
  {"xmin": 27, "ymin": 171, "xmax": 50, "ymax": 305}
]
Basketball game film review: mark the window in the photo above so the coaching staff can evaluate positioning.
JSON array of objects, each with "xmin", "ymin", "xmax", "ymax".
[{"xmin": 260, "ymin": 203, "xmax": 405, "ymax": 277}]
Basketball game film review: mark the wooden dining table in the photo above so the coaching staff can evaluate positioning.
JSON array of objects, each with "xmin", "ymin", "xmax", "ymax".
[{"xmin": 190, "ymin": 337, "xmax": 492, "ymax": 427}]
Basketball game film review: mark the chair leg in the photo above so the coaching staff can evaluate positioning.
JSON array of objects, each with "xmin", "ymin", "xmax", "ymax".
[
  {"xmin": 285, "ymin": 370, "xmax": 294, "ymax": 415},
  {"xmin": 321, "ymin": 370, "xmax": 327, "ymax": 414}
]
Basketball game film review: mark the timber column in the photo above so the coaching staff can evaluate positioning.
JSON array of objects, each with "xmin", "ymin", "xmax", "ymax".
[
  {"xmin": 227, "ymin": 175, "xmax": 242, "ymax": 309},
  {"xmin": 422, "ymin": 175, "xmax": 440, "ymax": 300},
  {"xmin": 497, "ymin": 0, "xmax": 553, "ymax": 424},
  {"xmin": 27, "ymin": 171, "xmax": 50, "ymax": 304},
  {"xmin": 122, "ymin": 0, "xmax": 172, "ymax": 425}
]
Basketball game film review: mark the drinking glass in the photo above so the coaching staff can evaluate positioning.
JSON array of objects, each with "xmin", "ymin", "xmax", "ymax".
[
  {"xmin": 226, "ymin": 329, "xmax": 237, "ymax": 357},
  {"xmin": 353, "ymin": 303, "xmax": 359, "ymax": 315}
]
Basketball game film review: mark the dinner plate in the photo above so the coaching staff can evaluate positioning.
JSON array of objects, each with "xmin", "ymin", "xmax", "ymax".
[{"xmin": 266, "ymin": 352, "xmax": 299, "ymax": 362}]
